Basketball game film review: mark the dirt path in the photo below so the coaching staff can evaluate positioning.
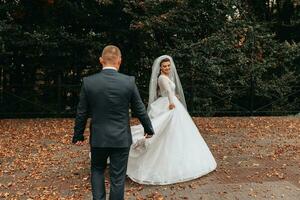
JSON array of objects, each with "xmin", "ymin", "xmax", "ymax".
[{"xmin": 0, "ymin": 117, "xmax": 299, "ymax": 199}]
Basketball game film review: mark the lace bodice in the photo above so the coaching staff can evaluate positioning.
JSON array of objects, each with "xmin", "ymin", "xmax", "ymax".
[{"xmin": 158, "ymin": 75, "xmax": 176, "ymax": 104}]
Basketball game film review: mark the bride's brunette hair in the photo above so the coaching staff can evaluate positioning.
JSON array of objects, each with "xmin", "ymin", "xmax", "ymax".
[
  {"xmin": 158, "ymin": 58, "xmax": 171, "ymax": 76},
  {"xmin": 156, "ymin": 57, "xmax": 171, "ymax": 96},
  {"xmin": 160, "ymin": 58, "xmax": 170, "ymax": 67}
]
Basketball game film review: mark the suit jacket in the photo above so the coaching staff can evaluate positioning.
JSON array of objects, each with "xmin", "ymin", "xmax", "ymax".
[{"xmin": 72, "ymin": 69, "xmax": 155, "ymax": 148}]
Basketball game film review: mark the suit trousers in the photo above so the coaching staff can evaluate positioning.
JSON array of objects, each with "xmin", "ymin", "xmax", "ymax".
[{"xmin": 90, "ymin": 147, "xmax": 130, "ymax": 200}]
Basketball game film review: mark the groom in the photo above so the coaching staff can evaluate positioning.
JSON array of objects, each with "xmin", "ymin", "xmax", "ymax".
[{"xmin": 72, "ymin": 45, "xmax": 155, "ymax": 200}]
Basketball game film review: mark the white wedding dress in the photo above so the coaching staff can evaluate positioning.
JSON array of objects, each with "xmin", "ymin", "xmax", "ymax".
[{"xmin": 126, "ymin": 74, "xmax": 217, "ymax": 185}]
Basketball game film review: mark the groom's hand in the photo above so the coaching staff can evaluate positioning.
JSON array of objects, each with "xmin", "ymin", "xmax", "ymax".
[
  {"xmin": 75, "ymin": 141, "xmax": 84, "ymax": 146},
  {"xmin": 144, "ymin": 133, "xmax": 153, "ymax": 139}
]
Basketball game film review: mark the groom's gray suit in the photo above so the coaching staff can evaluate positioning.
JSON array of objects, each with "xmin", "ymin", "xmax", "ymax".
[{"xmin": 72, "ymin": 68, "xmax": 154, "ymax": 200}]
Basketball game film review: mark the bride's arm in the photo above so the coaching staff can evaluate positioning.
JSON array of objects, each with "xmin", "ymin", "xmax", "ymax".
[{"xmin": 158, "ymin": 76, "xmax": 175, "ymax": 109}]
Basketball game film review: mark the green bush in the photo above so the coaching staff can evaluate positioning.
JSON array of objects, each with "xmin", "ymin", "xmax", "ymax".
[
  {"xmin": 0, "ymin": 0, "xmax": 299, "ymax": 117},
  {"xmin": 169, "ymin": 20, "xmax": 300, "ymax": 115}
]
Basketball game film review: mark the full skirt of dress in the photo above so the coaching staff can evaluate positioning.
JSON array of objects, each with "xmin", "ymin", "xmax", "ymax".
[{"xmin": 126, "ymin": 97, "xmax": 217, "ymax": 185}]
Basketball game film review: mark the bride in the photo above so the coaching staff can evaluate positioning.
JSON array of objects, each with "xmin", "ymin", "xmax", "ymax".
[{"xmin": 126, "ymin": 55, "xmax": 217, "ymax": 185}]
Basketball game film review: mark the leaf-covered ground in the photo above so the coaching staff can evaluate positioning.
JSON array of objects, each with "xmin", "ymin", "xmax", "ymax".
[{"xmin": 0, "ymin": 117, "xmax": 299, "ymax": 200}]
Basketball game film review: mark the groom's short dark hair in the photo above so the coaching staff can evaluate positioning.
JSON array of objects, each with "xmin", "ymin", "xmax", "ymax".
[{"xmin": 160, "ymin": 58, "xmax": 170, "ymax": 66}]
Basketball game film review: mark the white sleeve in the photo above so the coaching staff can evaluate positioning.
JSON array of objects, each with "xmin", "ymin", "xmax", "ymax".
[{"xmin": 158, "ymin": 76, "xmax": 174, "ymax": 104}]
